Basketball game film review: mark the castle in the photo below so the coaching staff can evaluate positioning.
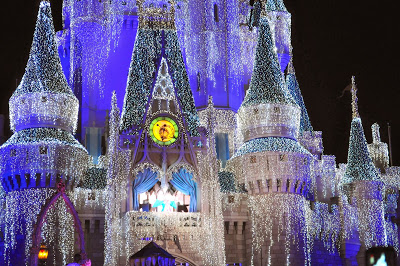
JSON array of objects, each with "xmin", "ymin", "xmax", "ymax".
[{"xmin": 0, "ymin": 0, "xmax": 399, "ymax": 265}]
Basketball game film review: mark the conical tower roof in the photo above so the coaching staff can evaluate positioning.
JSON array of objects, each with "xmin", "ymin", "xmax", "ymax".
[
  {"xmin": 236, "ymin": 16, "xmax": 300, "ymax": 145},
  {"xmin": 9, "ymin": 1, "xmax": 79, "ymax": 133},
  {"xmin": 241, "ymin": 17, "xmax": 296, "ymax": 107},
  {"xmin": 120, "ymin": 1, "xmax": 199, "ymax": 136},
  {"xmin": 342, "ymin": 118, "xmax": 380, "ymax": 184},
  {"xmin": 286, "ymin": 65, "xmax": 313, "ymax": 133},
  {"xmin": 13, "ymin": 1, "xmax": 72, "ymax": 96},
  {"xmin": 342, "ymin": 78, "xmax": 380, "ymax": 184},
  {"xmin": 0, "ymin": 2, "xmax": 87, "ymax": 192}
]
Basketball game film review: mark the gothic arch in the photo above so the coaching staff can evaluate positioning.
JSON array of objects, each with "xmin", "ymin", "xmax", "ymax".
[{"xmin": 29, "ymin": 181, "xmax": 86, "ymax": 265}]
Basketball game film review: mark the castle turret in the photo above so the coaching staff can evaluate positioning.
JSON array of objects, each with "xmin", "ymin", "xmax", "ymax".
[
  {"xmin": 229, "ymin": 9, "xmax": 312, "ymax": 265},
  {"xmin": 367, "ymin": 123, "xmax": 389, "ymax": 173},
  {"xmin": 341, "ymin": 77, "xmax": 387, "ymax": 264},
  {"xmin": 0, "ymin": 2, "xmax": 88, "ymax": 264}
]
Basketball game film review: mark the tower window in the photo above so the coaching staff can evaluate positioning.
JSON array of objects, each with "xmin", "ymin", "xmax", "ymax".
[
  {"xmin": 214, "ymin": 4, "xmax": 219, "ymax": 22},
  {"xmin": 197, "ymin": 72, "xmax": 201, "ymax": 91},
  {"xmin": 39, "ymin": 146, "xmax": 48, "ymax": 155}
]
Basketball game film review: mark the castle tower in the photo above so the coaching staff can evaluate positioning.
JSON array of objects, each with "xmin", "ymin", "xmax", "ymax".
[
  {"xmin": 0, "ymin": 2, "xmax": 88, "ymax": 264},
  {"xmin": 341, "ymin": 77, "xmax": 387, "ymax": 264},
  {"xmin": 228, "ymin": 5, "xmax": 312, "ymax": 264},
  {"xmin": 106, "ymin": 1, "xmax": 224, "ymax": 265}
]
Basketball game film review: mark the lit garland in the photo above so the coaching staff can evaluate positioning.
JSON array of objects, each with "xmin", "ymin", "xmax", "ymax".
[
  {"xmin": 105, "ymin": 92, "xmax": 131, "ymax": 265},
  {"xmin": 3, "ymin": 189, "xmax": 55, "ymax": 265},
  {"xmin": 307, "ymin": 202, "xmax": 341, "ymax": 254},
  {"xmin": 41, "ymin": 196, "xmax": 75, "ymax": 266},
  {"xmin": 2, "ymin": 1, "xmax": 400, "ymax": 265},
  {"xmin": 248, "ymin": 194, "xmax": 310, "ymax": 265},
  {"xmin": 70, "ymin": 188, "xmax": 107, "ymax": 211}
]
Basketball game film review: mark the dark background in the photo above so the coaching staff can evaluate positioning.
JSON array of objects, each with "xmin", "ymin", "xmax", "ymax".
[{"xmin": 0, "ymin": 0, "xmax": 399, "ymax": 165}]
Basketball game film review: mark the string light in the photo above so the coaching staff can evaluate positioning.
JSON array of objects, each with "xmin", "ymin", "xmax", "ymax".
[{"xmin": 0, "ymin": 1, "xmax": 399, "ymax": 265}]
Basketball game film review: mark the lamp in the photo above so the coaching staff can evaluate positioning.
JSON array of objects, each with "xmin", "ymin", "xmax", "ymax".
[{"xmin": 38, "ymin": 243, "xmax": 48, "ymax": 265}]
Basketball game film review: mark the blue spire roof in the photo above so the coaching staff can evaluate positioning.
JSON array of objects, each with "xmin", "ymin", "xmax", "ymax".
[
  {"xmin": 241, "ymin": 17, "xmax": 296, "ymax": 107},
  {"xmin": 286, "ymin": 73, "xmax": 313, "ymax": 133},
  {"xmin": 342, "ymin": 118, "xmax": 380, "ymax": 184},
  {"xmin": 13, "ymin": 1, "xmax": 73, "ymax": 96}
]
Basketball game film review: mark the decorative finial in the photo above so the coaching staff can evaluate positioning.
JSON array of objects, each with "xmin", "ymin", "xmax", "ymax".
[
  {"xmin": 351, "ymin": 76, "xmax": 359, "ymax": 118},
  {"xmin": 371, "ymin": 123, "xmax": 381, "ymax": 143}
]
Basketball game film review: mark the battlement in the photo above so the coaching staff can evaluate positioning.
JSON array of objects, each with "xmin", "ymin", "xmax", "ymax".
[{"xmin": 229, "ymin": 151, "xmax": 311, "ymax": 196}]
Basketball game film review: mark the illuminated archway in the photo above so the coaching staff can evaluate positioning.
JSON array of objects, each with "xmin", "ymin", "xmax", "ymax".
[{"xmin": 29, "ymin": 181, "xmax": 86, "ymax": 265}]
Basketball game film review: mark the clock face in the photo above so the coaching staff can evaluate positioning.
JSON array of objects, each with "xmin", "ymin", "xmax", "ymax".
[{"xmin": 149, "ymin": 117, "xmax": 179, "ymax": 146}]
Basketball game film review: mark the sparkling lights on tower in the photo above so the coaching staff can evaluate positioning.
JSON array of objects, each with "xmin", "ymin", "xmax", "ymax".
[{"xmin": 0, "ymin": 0, "xmax": 399, "ymax": 265}]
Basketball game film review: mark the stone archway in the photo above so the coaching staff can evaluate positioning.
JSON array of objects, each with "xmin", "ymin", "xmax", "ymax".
[{"xmin": 29, "ymin": 181, "xmax": 86, "ymax": 265}]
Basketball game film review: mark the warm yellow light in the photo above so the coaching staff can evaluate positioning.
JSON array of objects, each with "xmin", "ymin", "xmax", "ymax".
[
  {"xmin": 38, "ymin": 244, "xmax": 48, "ymax": 260},
  {"xmin": 152, "ymin": 120, "xmax": 175, "ymax": 142}
]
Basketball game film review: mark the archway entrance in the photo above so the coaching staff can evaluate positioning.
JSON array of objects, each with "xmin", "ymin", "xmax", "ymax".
[{"xmin": 29, "ymin": 181, "xmax": 86, "ymax": 265}]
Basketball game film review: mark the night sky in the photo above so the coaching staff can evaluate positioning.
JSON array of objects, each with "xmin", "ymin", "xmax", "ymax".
[{"xmin": 1, "ymin": 0, "xmax": 399, "ymax": 166}]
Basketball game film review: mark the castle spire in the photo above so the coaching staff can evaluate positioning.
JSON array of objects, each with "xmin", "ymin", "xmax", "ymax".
[
  {"xmin": 241, "ymin": 16, "xmax": 295, "ymax": 107},
  {"xmin": 351, "ymin": 76, "xmax": 360, "ymax": 119},
  {"xmin": 286, "ymin": 60, "xmax": 313, "ymax": 133},
  {"xmin": 13, "ymin": 1, "xmax": 72, "ymax": 96},
  {"xmin": 9, "ymin": 0, "xmax": 79, "ymax": 133},
  {"xmin": 342, "ymin": 77, "xmax": 379, "ymax": 184},
  {"xmin": 120, "ymin": 0, "xmax": 199, "ymax": 136}
]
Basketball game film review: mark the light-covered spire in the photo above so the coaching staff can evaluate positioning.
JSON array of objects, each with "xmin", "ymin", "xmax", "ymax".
[
  {"xmin": 351, "ymin": 76, "xmax": 360, "ymax": 119},
  {"xmin": 9, "ymin": 1, "xmax": 79, "ymax": 133},
  {"xmin": 236, "ymin": 12, "xmax": 301, "ymax": 146},
  {"xmin": 120, "ymin": 0, "xmax": 199, "ymax": 136},
  {"xmin": 241, "ymin": 17, "xmax": 296, "ymax": 107},
  {"xmin": 286, "ymin": 61, "xmax": 313, "ymax": 133},
  {"xmin": 13, "ymin": 1, "xmax": 72, "ymax": 96},
  {"xmin": 343, "ymin": 77, "xmax": 380, "ymax": 184}
]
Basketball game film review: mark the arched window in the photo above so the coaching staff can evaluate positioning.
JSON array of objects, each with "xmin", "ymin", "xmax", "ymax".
[{"xmin": 214, "ymin": 4, "xmax": 219, "ymax": 22}]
